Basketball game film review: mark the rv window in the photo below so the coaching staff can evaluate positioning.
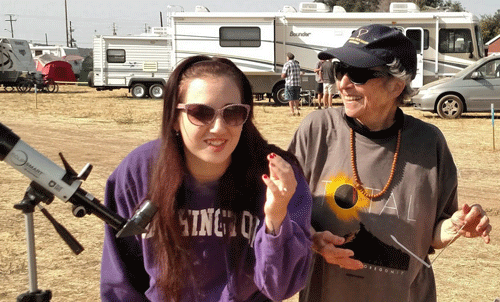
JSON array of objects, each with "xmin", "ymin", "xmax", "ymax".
[
  {"xmin": 220, "ymin": 27, "xmax": 261, "ymax": 47},
  {"xmin": 474, "ymin": 25, "xmax": 485, "ymax": 58},
  {"xmin": 107, "ymin": 49, "xmax": 126, "ymax": 63},
  {"xmin": 439, "ymin": 29, "xmax": 472, "ymax": 53},
  {"xmin": 405, "ymin": 29, "xmax": 429, "ymax": 54}
]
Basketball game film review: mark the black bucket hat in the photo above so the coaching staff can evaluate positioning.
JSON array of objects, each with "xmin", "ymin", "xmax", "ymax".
[{"xmin": 318, "ymin": 24, "xmax": 417, "ymax": 79}]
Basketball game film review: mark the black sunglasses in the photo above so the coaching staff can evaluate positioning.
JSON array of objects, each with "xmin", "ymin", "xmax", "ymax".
[
  {"xmin": 177, "ymin": 103, "xmax": 251, "ymax": 126},
  {"xmin": 333, "ymin": 62, "xmax": 390, "ymax": 85}
]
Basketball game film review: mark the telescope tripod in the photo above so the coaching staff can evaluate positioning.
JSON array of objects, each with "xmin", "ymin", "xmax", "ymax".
[{"xmin": 14, "ymin": 182, "xmax": 83, "ymax": 302}]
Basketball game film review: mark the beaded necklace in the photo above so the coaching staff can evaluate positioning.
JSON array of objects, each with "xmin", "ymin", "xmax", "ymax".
[{"xmin": 350, "ymin": 128, "xmax": 401, "ymax": 199}]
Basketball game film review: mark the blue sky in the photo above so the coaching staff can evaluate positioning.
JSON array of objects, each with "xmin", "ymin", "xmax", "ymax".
[{"xmin": 1, "ymin": 0, "xmax": 498, "ymax": 48}]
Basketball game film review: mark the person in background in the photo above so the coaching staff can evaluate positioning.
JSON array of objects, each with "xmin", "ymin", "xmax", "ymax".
[
  {"xmin": 101, "ymin": 55, "xmax": 313, "ymax": 302},
  {"xmin": 288, "ymin": 24, "xmax": 492, "ymax": 302},
  {"xmin": 314, "ymin": 59, "xmax": 325, "ymax": 109},
  {"xmin": 319, "ymin": 58, "xmax": 336, "ymax": 109},
  {"xmin": 282, "ymin": 52, "xmax": 302, "ymax": 116}
]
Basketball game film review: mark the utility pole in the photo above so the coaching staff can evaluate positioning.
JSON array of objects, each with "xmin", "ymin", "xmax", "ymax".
[
  {"xmin": 5, "ymin": 14, "xmax": 16, "ymax": 38},
  {"xmin": 69, "ymin": 21, "xmax": 75, "ymax": 47},
  {"xmin": 65, "ymin": 0, "xmax": 69, "ymax": 47}
]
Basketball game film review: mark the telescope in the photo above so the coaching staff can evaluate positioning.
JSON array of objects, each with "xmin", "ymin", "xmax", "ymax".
[
  {"xmin": 0, "ymin": 122, "xmax": 157, "ymax": 238},
  {"xmin": 1, "ymin": 121, "xmax": 158, "ymax": 301}
]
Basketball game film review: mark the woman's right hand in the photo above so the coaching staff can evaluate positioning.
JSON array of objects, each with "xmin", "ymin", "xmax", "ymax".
[{"xmin": 312, "ymin": 231, "xmax": 364, "ymax": 270}]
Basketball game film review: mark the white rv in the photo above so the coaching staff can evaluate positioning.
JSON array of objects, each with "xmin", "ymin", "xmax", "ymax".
[
  {"xmin": 91, "ymin": 2, "xmax": 486, "ymax": 104},
  {"xmin": 91, "ymin": 35, "xmax": 173, "ymax": 98},
  {"xmin": 0, "ymin": 37, "xmax": 36, "ymax": 87}
]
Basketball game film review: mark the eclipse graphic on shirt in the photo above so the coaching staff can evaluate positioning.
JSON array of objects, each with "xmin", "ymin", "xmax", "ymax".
[{"xmin": 324, "ymin": 172, "xmax": 370, "ymax": 221}]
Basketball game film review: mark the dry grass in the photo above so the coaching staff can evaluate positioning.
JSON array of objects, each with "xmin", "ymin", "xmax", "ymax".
[{"xmin": 0, "ymin": 86, "xmax": 498, "ymax": 301}]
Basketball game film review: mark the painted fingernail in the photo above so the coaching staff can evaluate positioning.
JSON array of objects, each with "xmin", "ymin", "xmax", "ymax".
[
  {"xmin": 269, "ymin": 153, "xmax": 276, "ymax": 159},
  {"xmin": 263, "ymin": 174, "xmax": 269, "ymax": 179}
]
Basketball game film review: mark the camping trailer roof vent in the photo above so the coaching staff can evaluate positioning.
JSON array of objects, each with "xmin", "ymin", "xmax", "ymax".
[
  {"xmin": 195, "ymin": 5, "xmax": 210, "ymax": 12},
  {"xmin": 389, "ymin": 2, "xmax": 420, "ymax": 13},
  {"xmin": 282, "ymin": 5, "xmax": 297, "ymax": 12},
  {"xmin": 332, "ymin": 6, "xmax": 347, "ymax": 13},
  {"xmin": 299, "ymin": 2, "xmax": 331, "ymax": 13}
]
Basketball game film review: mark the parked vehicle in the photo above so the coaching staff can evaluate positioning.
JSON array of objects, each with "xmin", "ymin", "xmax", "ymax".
[
  {"xmin": 412, "ymin": 53, "xmax": 500, "ymax": 118},
  {"xmin": 91, "ymin": 35, "xmax": 172, "ymax": 99},
  {"xmin": 0, "ymin": 37, "xmax": 37, "ymax": 90},
  {"xmin": 91, "ymin": 2, "xmax": 486, "ymax": 104}
]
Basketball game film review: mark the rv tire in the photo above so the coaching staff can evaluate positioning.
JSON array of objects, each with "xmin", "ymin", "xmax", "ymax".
[
  {"xmin": 149, "ymin": 83, "xmax": 164, "ymax": 99},
  {"xmin": 131, "ymin": 83, "xmax": 147, "ymax": 98},
  {"xmin": 272, "ymin": 83, "xmax": 287, "ymax": 105}
]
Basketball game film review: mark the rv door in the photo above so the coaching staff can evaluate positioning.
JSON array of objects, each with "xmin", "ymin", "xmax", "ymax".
[{"xmin": 405, "ymin": 28, "xmax": 424, "ymax": 88}]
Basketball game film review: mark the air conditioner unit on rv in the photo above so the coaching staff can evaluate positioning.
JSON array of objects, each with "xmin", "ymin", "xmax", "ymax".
[
  {"xmin": 195, "ymin": 5, "xmax": 210, "ymax": 12},
  {"xmin": 389, "ymin": 2, "xmax": 420, "ymax": 13},
  {"xmin": 299, "ymin": 2, "xmax": 331, "ymax": 13},
  {"xmin": 282, "ymin": 5, "xmax": 297, "ymax": 13},
  {"xmin": 332, "ymin": 6, "xmax": 346, "ymax": 13}
]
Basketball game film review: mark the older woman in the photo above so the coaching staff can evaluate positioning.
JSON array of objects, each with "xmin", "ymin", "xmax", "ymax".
[{"xmin": 288, "ymin": 24, "xmax": 491, "ymax": 302}]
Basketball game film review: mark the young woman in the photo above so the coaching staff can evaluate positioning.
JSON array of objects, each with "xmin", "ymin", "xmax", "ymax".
[{"xmin": 101, "ymin": 55, "xmax": 313, "ymax": 302}]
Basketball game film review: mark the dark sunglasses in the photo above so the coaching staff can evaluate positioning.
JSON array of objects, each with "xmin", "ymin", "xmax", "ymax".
[
  {"xmin": 333, "ymin": 61, "xmax": 390, "ymax": 85},
  {"xmin": 177, "ymin": 103, "xmax": 251, "ymax": 126}
]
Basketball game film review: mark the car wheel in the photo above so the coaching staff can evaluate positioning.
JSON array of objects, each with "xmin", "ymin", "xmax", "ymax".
[
  {"xmin": 131, "ymin": 83, "xmax": 147, "ymax": 98},
  {"xmin": 272, "ymin": 83, "xmax": 287, "ymax": 105},
  {"xmin": 436, "ymin": 95, "xmax": 463, "ymax": 119},
  {"xmin": 149, "ymin": 83, "xmax": 164, "ymax": 99}
]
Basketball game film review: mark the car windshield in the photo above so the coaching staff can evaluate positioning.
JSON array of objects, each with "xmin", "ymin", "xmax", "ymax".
[{"xmin": 454, "ymin": 56, "xmax": 493, "ymax": 77}]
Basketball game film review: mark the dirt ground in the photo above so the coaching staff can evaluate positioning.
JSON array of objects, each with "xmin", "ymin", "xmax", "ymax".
[{"xmin": 0, "ymin": 86, "xmax": 498, "ymax": 301}]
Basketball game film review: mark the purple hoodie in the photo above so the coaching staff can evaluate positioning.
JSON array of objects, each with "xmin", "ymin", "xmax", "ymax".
[{"xmin": 100, "ymin": 140, "xmax": 313, "ymax": 301}]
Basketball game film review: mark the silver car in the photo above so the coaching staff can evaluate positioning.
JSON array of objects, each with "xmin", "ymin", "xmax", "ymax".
[{"xmin": 412, "ymin": 53, "xmax": 500, "ymax": 118}]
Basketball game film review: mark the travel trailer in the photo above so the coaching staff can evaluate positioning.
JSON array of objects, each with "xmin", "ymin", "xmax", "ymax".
[
  {"xmin": 91, "ymin": 35, "xmax": 173, "ymax": 98},
  {"xmin": 91, "ymin": 2, "xmax": 486, "ymax": 104},
  {"xmin": 0, "ymin": 37, "xmax": 36, "ymax": 88}
]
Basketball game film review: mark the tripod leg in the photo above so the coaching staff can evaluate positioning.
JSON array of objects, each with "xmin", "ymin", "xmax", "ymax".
[
  {"xmin": 17, "ymin": 212, "xmax": 52, "ymax": 302},
  {"xmin": 25, "ymin": 212, "xmax": 38, "ymax": 292}
]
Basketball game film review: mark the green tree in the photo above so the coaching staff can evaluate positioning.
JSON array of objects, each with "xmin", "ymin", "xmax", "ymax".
[
  {"xmin": 413, "ymin": 0, "xmax": 464, "ymax": 11},
  {"xmin": 315, "ymin": 0, "xmax": 380, "ymax": 12},
  {"xmin": 480, "ymin": 9, "xmax": 500, "ymax": 45},
  {"xmin": 315, "ymin": 0, "xmax": 463, "ymax": 12},
  {"xmin": 441, "ymin": 0, "xmax": 464, "ymax": 12}
]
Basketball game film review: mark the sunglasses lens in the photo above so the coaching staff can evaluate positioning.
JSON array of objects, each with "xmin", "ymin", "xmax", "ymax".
[
  {"xmin": 182, "ymin": 104, "xmax": 249, "ymax": 126},
  {"xmin": 187, "ymin": 105, "xmax": 216, "ymax": 125},
  {"xmin": 222, "ymin": 105, "xmax": 249, "ymax": 126},
  {"xmin": 347, "ymin": 69, "xmax": 372, "ymax": 85},
  {"xmin": 334, "ymin": 63, "xmax": 387, "ymax": 85}
]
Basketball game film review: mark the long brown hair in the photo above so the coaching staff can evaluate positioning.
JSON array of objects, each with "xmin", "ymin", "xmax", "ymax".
[{"xmin": 148, "ymin": 55, "xmax": 298, "ymax": 300}]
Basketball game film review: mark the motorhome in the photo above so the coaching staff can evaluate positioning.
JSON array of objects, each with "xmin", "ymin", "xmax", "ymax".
[
  {"xmin": 91, "ymin": 2, "xmax": 486, "ymax": 104},
  {"xmin": 0, "ymin": 37, "xmax": 36, "ymax": 89}
]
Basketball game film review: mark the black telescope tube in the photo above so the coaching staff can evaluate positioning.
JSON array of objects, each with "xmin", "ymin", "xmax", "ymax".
[
  {"xmin": 0, "ymin": 122, "xmax": 20, "ymax": 160},
  {"xmin": 69, "ymin": 187, "xmax": 127, "ymax": 231}
]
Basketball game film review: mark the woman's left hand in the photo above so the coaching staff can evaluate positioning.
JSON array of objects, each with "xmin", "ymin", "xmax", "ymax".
[
  {"xmin": 261, "ymin": 153, "xmax": 297, "ymax": 235},
  {"xmin": 450, "ymin": 203, "xmax": 492, "ymax": 244}
]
